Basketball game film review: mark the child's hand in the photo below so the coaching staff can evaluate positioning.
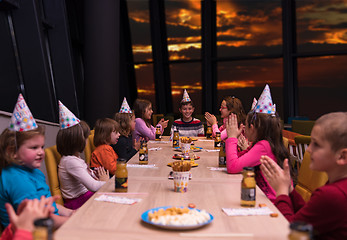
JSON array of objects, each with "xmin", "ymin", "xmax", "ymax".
[
  {"xmin": 260, "ymin": 156, "xmax": 292, "ymax": 196},
  {"xmin": 205, "ymin": 112, "xmax": 217, "ymax": 126},
  {"xmin": 225, "ymin": 114, "xmax": 243, "ymax": 138},
  {"xmin": 237, "ymin": 134, "xmax": 249, "ymax": 151},
  {"xmin": 96, "ymin": 167, "xmax": 109, "ymax": 182},
  {"xmin": 6, "ymin": 196, "xmax": 54, "ymax": 232},
  {"xmin": 134, "ymin": 138, "xmax": 142, "ymax": 151},
  {"xmin": 158, "ymin": 118, "xmax": 169, "ymax": 128}
]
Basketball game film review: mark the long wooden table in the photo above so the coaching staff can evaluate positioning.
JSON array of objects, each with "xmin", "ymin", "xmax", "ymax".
[{"xmin": 54, "ymin": 137, "xmax": 289, "ymax": 239}]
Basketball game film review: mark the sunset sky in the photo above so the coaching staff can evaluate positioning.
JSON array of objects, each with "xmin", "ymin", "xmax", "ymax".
[{"xmin": 126, "ymin": 0, "xmax": 347, "ymax": 118}]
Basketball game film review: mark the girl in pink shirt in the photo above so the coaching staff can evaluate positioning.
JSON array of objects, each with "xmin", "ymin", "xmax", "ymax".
[
  {"xmin": 225, "ymin": 111, "xmax": 290, "ymax": 202},
  {"xmin": 133, "ymin": 99, "xmax": 168, "ymax": 141}
]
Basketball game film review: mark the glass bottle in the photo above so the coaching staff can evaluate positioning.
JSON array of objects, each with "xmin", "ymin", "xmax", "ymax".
[
  {"xmin": 241, "ymin": 167, "xmax": 256, "ymax": 207},
  {"xmin": 139, "ymin": 140, "xmax": 148, "ymax": 165},
  {"xmin": 172, "ymin": 127, "xmax": 180, "ymax": 148},
  {"xmin": 33, "ymin": 218, "xmax": 54, "ymax": 240},
  {"xmin": 115, "ymin": 158, "xmax": 128, "ymax": 192},
  {"xmin": 155, "ymin": 126, "xmax": 161, "ymax": 141},
  {"xmin": 218, "ymin": 141, "xmax": 226, "ymax": 167},
  {"xmin": 206, "ymin": 125, "xmax": 212, "ymax": 139},
  {"xmin": 214, "ymin": 132, "xmax": 221, "ymax": 149},
  {"xmin": 288, "ymin": 222, "xmax": 313, "ymax": 240}
]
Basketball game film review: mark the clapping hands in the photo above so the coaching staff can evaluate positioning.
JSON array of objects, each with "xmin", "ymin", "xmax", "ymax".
[{"xmin": 225, "ymin": 114, "xmax": 244, "ymax": 139}]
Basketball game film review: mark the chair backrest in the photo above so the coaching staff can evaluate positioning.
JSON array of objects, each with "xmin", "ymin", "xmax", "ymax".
[
  {"xmin": 44, "ymin": 145, "xmax": 64, "ymax": 205},
  {"xmin": 152, "ymin": 114, "xmax": 164, "ymax": 126},
  {"xmin": 295, "ymin": 151, "xmax": 328, "ymax": 202},
  {"xmin": 84, "ymin": 130, "xmax": 95, "ymax": 166},
  {"xmin": 294, "ymin": 135, "xmax": 311, "ymax": 164},
  {"xmin": 292, "ymin": 120, "xmax": 315, "ymax": 136}
]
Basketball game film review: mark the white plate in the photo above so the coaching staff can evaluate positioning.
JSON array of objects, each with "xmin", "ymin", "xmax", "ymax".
[{"xmin": 141, "ymin": 206, "xmax": 213, "ymax": 230}]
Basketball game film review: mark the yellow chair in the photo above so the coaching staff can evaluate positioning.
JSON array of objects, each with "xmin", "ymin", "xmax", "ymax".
[
  {"xmin": 291, "ymin": 120, "xmax": 315, "ymax": 136},
  {"xmin": 294, "ymin": 135, "xmax": 311, "ymax": 164},
  {"xmin": 295, "ymin": 151, "xmax": 328, "ymax": 202},
  {"xmin": 84, "ymin": 130, "xmax": 95, "ymax": 166},
  {"xmin": 44, "ymin": 145, "xmax": 64, "ymax": 205},
  {"xmin": 152, "ymin": 114, "xmax": 164, "ymax": 126}
]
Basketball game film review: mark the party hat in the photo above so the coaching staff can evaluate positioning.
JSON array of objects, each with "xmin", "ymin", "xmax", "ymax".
[
  {"xmin": 58, "ymin": 101, "xmax": 80, "ymax": 129},
  {"xmin": 254, "ymin": 84, "xmax": 276, "ymax": 114},
  {"xmin": 119, "ymin": 97, "xmax": 132, "ymax": 113},
  {"xmin": 181, "ymin": 89, "xmax": 191, "ymax": 103},
  {"xmin": 9, "ymin": 94, "xmax": 38, "ymax": 131},
  {"xmin": 251, "ymin": 98, "xmax": 257, "ymax": 111}
]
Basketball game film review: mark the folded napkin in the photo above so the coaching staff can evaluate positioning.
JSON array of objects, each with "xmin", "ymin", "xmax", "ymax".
[
  {"xmin": 198, "ymin": 139, "xmax": 214, "ymax": 142},
  {"xmin": 222, "ymin": 207, "xmax": 273, "ymax": 216},
  {"xmin": 204, "ymin": 149, "xmax": 220, "ymax": 152},
  {"xmin": 148, "ymin": 140, "xmax": 170, "ymax": 144},
  {"xmin": 207, "ymin": 167, "xmax": 227, "ymax": 171},
  {"xmin": 127, "ymin": 164, "xmax": 158, "ymax": 169},
  {"xmin": 148, "ymin": 147, "xmax": 162, "ymax": 151},
  {"xmin": 95, "ymin": 195, "xmax": 142, "ymax": 205}
]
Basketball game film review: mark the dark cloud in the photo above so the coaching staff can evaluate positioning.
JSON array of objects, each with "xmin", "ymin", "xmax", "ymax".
[
  {"xmin": 129, "ymin": 18, "xmax": 152, "ymax": 45},
  {"xmin": 166, "ymin": 24, "xmax": 201, "ymax": 39}
]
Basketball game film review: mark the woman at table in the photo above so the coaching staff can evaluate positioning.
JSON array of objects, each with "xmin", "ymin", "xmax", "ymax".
[
  {"xmin": 224, "ymin": 85, "xmax": 292, "ymax": 202},
  {"xmin": 133, "ymin": 99, "xmax": 168, "ymax": 141}
]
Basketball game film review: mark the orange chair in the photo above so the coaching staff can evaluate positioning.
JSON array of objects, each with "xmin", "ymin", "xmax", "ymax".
[
  {"xmin": 295, "ymin": 151, "xmax": 328, "ymax": 202},
  {"xmin": 44, "ymin": 145, "xmax": 64, "ymax": 205}
]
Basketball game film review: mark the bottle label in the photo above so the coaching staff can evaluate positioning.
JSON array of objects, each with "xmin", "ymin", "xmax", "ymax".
[
  {"xmin": 115, "ymin": 177, "xmax": 128, "ymax": 190},
  {"xmin": 173, "ymin": 139, "xmax": 179, "ymax": 147},
  {"xmin": 215, "ymin": 141, "xmax": 221, "ymax": 148},
  {"xmin": 241, "ymin": 188, "xmax": 256, "ymax": 201},
  {"xmin": 139, "ymin": 153, "xmax": 148, "ymax": 162},
  {"xmin": 218, "ymin": 156, "xmax": 226, "ymax": 166},
  {"xmin": 155, "ymin": 134, "xmax": 161, "ymax": 140},
  {"xmin": 206, "ymin": 133, "xmax": 212, "ymax": 139}
]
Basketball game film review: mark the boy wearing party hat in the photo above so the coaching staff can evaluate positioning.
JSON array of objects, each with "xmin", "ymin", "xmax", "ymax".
[
  {"xmin": 113, "ymin": 97, "xmax": 140, "ymax": 161},
  {"xmin": 170, "ymin": 89, "xmax": 204, "ymax": 137},
  {"xmin": 57, "ymin": 101, "xmax": 108, "ymax": 210},
  {"xmin": 224, "ymin": 84, "xmax": 290, "ymax": 202},
  {"xmin": 0, "ymin": 94, "xmax": 71, "ymax": 229}
]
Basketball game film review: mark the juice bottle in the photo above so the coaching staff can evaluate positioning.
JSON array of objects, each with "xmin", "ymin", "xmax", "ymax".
[
  {"xmin": 241, "ymin": 167, "xmax": 256, "ymax": 207},
  {"xmin": 115, "ymin": 158, "xmax": 128, "ymax": 192},
  {"xmin": 155, "ymin": 126, "xmax": 161, "ymax": 141},
  {"xmin": 206, "ymin": 125, "xmax": 212, "ymax": 139},
  {"xmin": 214, "ymin": 132, "xmax": 221, "ymax": 149},
  {"xmin": 33, "ymin": 218, "xmax": 54, "ymax": 240},
  {"xmin": 172, "ymin": 127, "xmax": 179, "ymax": 148},
  {"xmin": 139, "ymin": 140, "xmax": 148, "ymax": 165},
  {"xmin": 288, "ymin": 222, "xmax": 313, "ymax": 240},
  {"xmin": 218, "ymin": 141, "xmax": 226, "ymax": 167}
]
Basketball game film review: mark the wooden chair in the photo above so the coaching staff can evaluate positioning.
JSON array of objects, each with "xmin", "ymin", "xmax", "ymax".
[
  {"xmin": 295, "ymin": 151, "xmax": 328, "ymax": 202},
  {"xmin": 84, "ymin": 130, "xmax": 95, "ymax": 166},
  {"xmin": 294, "ymin": 135, "xmax": 311, "ymax": 164},
  {"xmin": 292, "ymin": 120, "xmax": 315, "ymax": 136},
  {"xmin": 44, "ymin": 145, "xmax": 64, "ymax": 205}
]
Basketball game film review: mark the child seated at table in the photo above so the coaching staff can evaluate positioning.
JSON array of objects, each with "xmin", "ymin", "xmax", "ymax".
[
  {"xmin": 57, "ymin": 101, "xmax": 109, "ymax": 210},
  {"xmin": 133, "ymin": 99, "xmax": 168, "ymax": 141},
  {"xmin": 0, "ymin": 94, "xmax": 71, "ymax": 229},
  {"xmin": 113, "ymin": 98, "xmax": 141, "ymax": 161},
  {"xmin": 260, "ymin": 112, "xmax": 347, "ymax": 239},
  {"xmin": 90, "ymin": 118, "xmax": 120, "ymax": 176},
  {"xmin": 224, "ymin": 85, "xmax": 291, "ymax": 202},
  {"xmin": 205, "ymin": 96, "xmax": 248, "ymax": 150},
  {"xmin": 170, "ymin": 89, "xmax": 204, "ymax": 137}
]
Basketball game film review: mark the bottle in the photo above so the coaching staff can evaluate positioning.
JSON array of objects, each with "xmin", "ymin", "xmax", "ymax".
[
  {"xmin": 155, "ymin": 126, "xmax": 161, "ymax": 141},
  {"xmin": 206, "ymin": 125, "xmax": 212, "ymax": 139},
  {"xmin": 172, "ymin": 127, "xmax": 179, "ymax": 148},
  {"xmin": 33, "ymin": 218, "xmax": 54, "ymax": 240},
  {"xmin": 288, "ymin": 222, "xmax": 313, "ymax": 240},
  {"xmin": 214, "ymin": 132, "xmax": 221, "ymax": 149},
  {"xmin": 115, "ymin": 158, "xmax": 128, "ymax": 192},
  {"xmin": 218, "ymin": 141, "xmax": 226, "ymax": 167},
  {"xmin": 241, "ymin": 167, "xmax": 256, "ymax": 207},
  {"xmin": 139, "ymin": 140, "xmax": 148, "ymax": 165}
]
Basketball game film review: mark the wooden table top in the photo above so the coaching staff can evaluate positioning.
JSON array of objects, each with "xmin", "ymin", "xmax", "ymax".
[{"xmin": 54, "ymin": 137, "xmax": 289, "ymax": 240}]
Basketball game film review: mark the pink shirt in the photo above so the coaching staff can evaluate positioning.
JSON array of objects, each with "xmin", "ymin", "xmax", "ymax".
[
  {"xmin": 225, "ymin": 138, "xmax": 277, "ymax": 202},
  {"xmin": 133, "ymin": 118, "xmax": 163, "ymax": 141},
  {"xmin": 212, "ymin": 123, "xmax": 227, "ymax": 140}
]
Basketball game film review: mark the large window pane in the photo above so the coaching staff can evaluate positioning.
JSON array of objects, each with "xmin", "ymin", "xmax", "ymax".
[
  {"xmin": 216, "ymin": 0, "xmax": 282, "ymax": 57},
  {"xmin": 165, "ymin": 0, "xmax": 201, "ymax": 61},
  {"xmin": 127, "ymin": 0, "xmax": 152, "ymax": 62},
  {"xmin": 170, "ymin": 62, "xmax": 202, "ymax": 114},
  {"xmin": 217, "ymin": 59, "xmax": 284, "ymax": 117},
  {"xmin": 296, "ymin": 0, "xmax": 347, "ymax": 53},
  {"xmin": 297, "ymin": 55, "xmax": 347, "ymax": 120},
  {"xmin": 135, "ymin": 63, "xmax": 157, "ymax": 111}
]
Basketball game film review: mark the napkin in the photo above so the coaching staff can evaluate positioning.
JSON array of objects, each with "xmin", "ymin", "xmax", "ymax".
[
  {"xmin": 95, "ymin": 194, "xmax": 142, "ymax": 205},
  {"xmin": 204, "ymin": 149, "xmax": 220, "ymax": 152},
  {"xmin": 148, "ymin": 140, "xmax": 170, "ymax": 144},
  {"xmin": 127, "ymin": 164, "xmax": 158, "ymax": 169},
  {"xmin": 148, "ymin": 147, "xmax": 162, "ymax": 151},
  {"xmin": 222, "ymin": 207, "xmax": 274, "ymax": 216},
  {"xmin": 207, "ymin": 167, "xmax": 227, "ymax": 171}
]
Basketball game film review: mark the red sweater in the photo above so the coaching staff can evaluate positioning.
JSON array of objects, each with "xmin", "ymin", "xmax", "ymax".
[{"xmin": 275, "ymin": 178, "xmax": 347, "ymax": 240}]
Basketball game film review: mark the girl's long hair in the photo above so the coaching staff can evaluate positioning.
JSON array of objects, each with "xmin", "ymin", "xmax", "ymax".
[
  {"xmin": 114, "ymin": 112, "xmax": 133, "ymax": 137},
  {"xmin": 0, "ymin": 125, "xmax": 45, "ymax": 173},
  {"xmin": 224, "ymin": 96, "xmax": 246, "ymax": 125},
  {"xmin": 133, "ymin": 99, "xmax": 152, "ymax": 128}
]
